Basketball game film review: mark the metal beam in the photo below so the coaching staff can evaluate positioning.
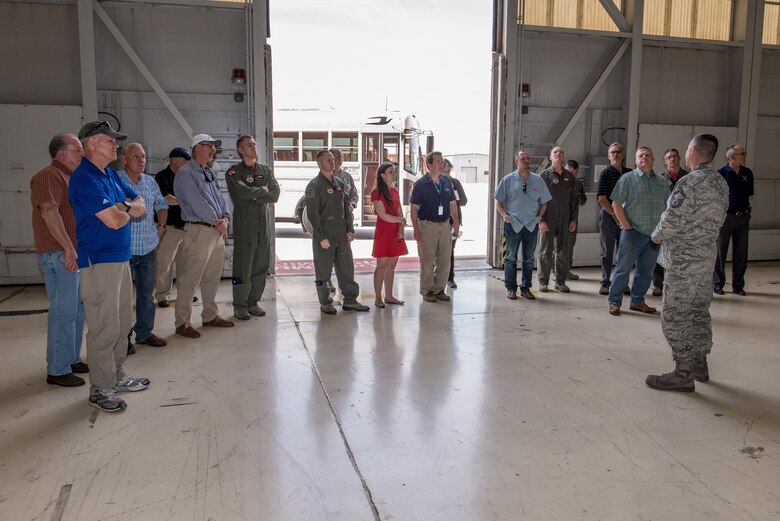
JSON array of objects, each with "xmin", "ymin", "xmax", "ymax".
[
  {"xmin": 92, "ymin": 0, "xmax": 194, "ymax": 138},
  {"xmin": 738, "ymin": 0, "xmax": 763, "ymax": 155},
  {"xmin": 598, "ymin": 0, "xmax": 630, "ymax": 32},
  {"xmin": 625, "ymin": 0, "xmax": 644, "ymax": 164},
  {"xmin": 78, "ymin": 0, "xmax": 98, "ymax": 121},
  {"xmin": 540, "ymin": 39, "xmax": 630, "ymax": 168}
]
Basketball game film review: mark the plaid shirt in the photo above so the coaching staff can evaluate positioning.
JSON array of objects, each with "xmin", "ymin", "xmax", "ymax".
[
  {"xmin": 118, "ymin": 170, "xmax": 168, "ymax": 256},
  {"xmin": 611, "ymin": 168, "xmax": 670, "ymax": 236}
]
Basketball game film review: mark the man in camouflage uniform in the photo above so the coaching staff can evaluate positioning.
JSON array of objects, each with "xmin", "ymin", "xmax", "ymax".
[
  {"xmin": 305, "ymin": 150, "xmax": 370, "ymax": 315},
  {"xmin": 537, "ymin": 146, "xmax": 579, "ymax": 293},
  {"xmin": 646, "ymin": 134, "xmax": 729, "ymax": 392},
  {"xmin": 226, "ymin": 135, "xmax": 280, "ymax": 320}
]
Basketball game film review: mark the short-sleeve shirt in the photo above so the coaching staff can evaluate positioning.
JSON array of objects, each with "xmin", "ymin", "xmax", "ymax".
[
  {"xmin": 30, "ymin": 160, "xmax": 78, "ymax": 254},
  {"xmin": 155, "ymin": 166, "xmax": 185, "ymax": 228},
  {"xmin": 69, "ymin": 156, "xmax": 139, "ymax": 268},
  {"xmin": 718, "ymin": 164, "xmax": 754, "ymax": 213},
  {"xmin": 597, "ymin": 164, "xmax": 632, "ymax": 202},
  {"xmin": 610, "ymin": 168, "xmax": 670, "ymax": 236},
  {"xmin": 118, "ymin": 170, "xmax": 169, "ymax": 256},
  {"xmin": 409, "ymin": 174, "xmax": 456, "ymax": 222},
  {"xmin": 494, "ymin": 170, "xmax": 552, "ymax": 232}
]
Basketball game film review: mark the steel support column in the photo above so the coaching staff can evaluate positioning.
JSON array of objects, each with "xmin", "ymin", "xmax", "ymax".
[
  {"xmin": 737, "ymin": 0, "xmax": 763, "ymax": 154},
  {"xmin": 78, "ymin": 0, "xmax": 98, "ymax": 121},
  {"xmin": 625, "ymin": 0, "xmax": 644, "ymax": 163}
]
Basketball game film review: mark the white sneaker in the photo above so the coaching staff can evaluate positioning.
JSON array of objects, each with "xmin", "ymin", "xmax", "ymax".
[{"xmin": 115, "ymin": 374, "xmax": 150, "ymax": 393}]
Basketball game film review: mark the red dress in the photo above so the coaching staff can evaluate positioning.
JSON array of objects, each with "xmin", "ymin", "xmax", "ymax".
[{"xmin": 371, "ymin": 188, "xmax": 409, "ymax": 258}]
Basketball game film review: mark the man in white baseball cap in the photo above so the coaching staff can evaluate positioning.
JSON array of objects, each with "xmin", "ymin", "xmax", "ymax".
[{"xmin": 172, "ymin": 133, "xmax": 234, "ymax": 338}]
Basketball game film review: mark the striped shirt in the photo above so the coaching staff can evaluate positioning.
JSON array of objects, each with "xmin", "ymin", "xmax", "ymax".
[{"xmin": 118, "ymin": 170, "xmax": 169, "ymax": 256}]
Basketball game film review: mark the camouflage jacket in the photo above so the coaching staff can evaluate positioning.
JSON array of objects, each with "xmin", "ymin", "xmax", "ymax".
[{"xmin": 651, "ymin": 163, "xmax": 728, "ymax": 269}]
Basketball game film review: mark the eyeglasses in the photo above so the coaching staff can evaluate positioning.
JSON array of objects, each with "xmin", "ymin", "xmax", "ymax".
[
  {"xmin": 198, "ymin": 142, "xmax": 216, "ymax": 150},
  {"xmin": 523, "ymin": 184, "xmax": 527, "ymax": 193},
  {"xmin": 664, "ymin": 155, "xmax": 678, "ymax": 160},
  {"xmin": 734, "ymin": 152, "xmax": 747, "ymax": 156}
]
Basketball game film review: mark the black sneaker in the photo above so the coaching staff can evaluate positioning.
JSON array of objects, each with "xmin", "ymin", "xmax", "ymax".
[
  {"xmin": 713, "ymin": 285, "xmax": 725, "ymax": 295},
  {"xmin": 599, "ymin": 284, "xmax": 610, "ymax": 295}
]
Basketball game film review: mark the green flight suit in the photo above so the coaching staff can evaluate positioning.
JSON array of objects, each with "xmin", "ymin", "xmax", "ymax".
[
  {"xmin": 226, "ymin": 161, "xmax": 280, "ymax": 312},
  {"xmin": 305, "ymin": 172, "xmax": 360, "ymax": 306}
]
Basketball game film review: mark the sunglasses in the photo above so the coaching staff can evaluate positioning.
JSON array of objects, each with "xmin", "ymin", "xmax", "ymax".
[{"xmin": 523, "ymin": 183, "xmax": 527, "ymax": 193}]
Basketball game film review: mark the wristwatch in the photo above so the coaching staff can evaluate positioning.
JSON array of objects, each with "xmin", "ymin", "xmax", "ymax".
[{"xmin": 121, "ymin": 201, "xmax": 131, "ymax": 212}]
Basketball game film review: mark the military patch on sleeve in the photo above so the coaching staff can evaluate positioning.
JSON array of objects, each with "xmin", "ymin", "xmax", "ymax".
[
  {"xmin": 306, "ymin": 188, "xmax": 316, "ymax": 199},
  {"xmin": 226, "ymin": 167, "xmax": 237, "ymax": 177},
  {"xmin": 669, "ymin": 187, "xmax": 687, "ymax": 208}
]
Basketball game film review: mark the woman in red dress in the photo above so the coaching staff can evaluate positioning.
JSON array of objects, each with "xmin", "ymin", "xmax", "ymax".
[{"xmin": 371, "ymin": 162, "xmax": 408, "ymax": 307}]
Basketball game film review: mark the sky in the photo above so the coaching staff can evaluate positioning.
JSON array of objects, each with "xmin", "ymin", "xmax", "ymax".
[{"xmin": 268, "ymin": 0, "xmax": 493, "ymax": 155}]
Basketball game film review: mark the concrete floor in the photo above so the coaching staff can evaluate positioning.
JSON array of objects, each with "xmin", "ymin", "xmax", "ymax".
[{"xmin": 0, "ymin": 262, "xmax": 779, "ymax": 521}]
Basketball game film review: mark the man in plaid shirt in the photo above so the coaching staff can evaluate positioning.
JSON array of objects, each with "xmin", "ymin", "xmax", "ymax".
[{"xmin": 119, "ymin": 143, "xmax": 169, "ymax": 350}]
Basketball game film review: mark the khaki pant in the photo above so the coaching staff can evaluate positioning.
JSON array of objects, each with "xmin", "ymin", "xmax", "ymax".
[
  {"xmin": 154, "ymin": 226, "xmax": 185, "ymax": 302},
  {"xmin": 417, "ymin": 220, "xmax": 452, "ymax": 294},
  {"xmin": 80, "ymin": 262, "xmax": 132, "ymax": 390},
  {"xmin": 175, "ymin": 223, "xmax": 225, "ymax": 328}
]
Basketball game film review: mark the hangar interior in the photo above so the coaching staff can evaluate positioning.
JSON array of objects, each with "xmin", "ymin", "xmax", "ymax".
[{"xmin": 0, "ymin": 1, "xmax": 779, "ymax": 520}]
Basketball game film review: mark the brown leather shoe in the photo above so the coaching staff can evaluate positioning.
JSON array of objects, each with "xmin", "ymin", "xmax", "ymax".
[
  {"xmin": 138, "ymin": 334, "xmax": 168, "ymax": 347},
  {"xmin": 609, "ymin": 304, "xmax": 621, "ymax": 316},
  {"xmin": 507, "ymin": 290, "xmax": 517, "ymax": 300},
  {"xmin": 203, "ymin": 315, "xmax": 234, "ymax": 328},
  {"xmin": 629, "ymin": 302, "xmax": 657, "ymax": 314},
  {"xmin": 520, "ymin": 288, "xmax": 535, "ymax": 300},
  {"xmin": 434, "ymin": 291, "xmax": 451, "ymax": 301},
  {"xmin": 47, "ymin": 373, "xmax": 85, "ymax": 387},
  {"xmin": 176, "ymin": 324, "xmax": 201, "ymax": 338}
]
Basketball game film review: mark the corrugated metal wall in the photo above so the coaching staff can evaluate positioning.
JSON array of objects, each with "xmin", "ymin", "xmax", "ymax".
[
  {"xmin": 523, "ymin": 0, "xmax": 619, "ymax": 31},
  {"xmin": 765, "ymin": 3, "xmax": 780, "ymax": 45}
]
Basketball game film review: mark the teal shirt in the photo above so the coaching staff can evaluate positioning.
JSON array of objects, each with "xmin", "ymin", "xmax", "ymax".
[{"xmin": 611, "ymin": 168, "xmax": 670, "ymax": 236}]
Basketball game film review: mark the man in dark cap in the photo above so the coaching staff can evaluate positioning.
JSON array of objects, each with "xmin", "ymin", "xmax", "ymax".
[
  {"xmin": 154, "ymin": 147, "xmax": 192, "ymax": 308},
  {"xmin": 69, "ymin": 121, "xmax": 151, "ymax": 412}
]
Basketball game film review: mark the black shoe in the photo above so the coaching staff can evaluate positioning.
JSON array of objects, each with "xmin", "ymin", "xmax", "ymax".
[
  {"xmin": 138, "ymin": 334, "xmax": 168, "ymax": 347},
  {"xmin": 623, "ymin": 287, "xmax": 631, "ymax": 296},
  {"xmin": 47, "ymin": 373, "xmax": 85, "ymax": 387},
  {"xmin": 599, "ymin": 284, "xmax": 610, "ymax": 296},
  {"xmin": 157, "ymin": 299, "xmax": 170, "ymax": 308},
  {"xmin": 447, "ymin": 280, "xmax": 458, "ymax": 289},
  {"xmin": 127, "ymin": 340, "xmax": 136, "ymax": 356},
  {"xmin": 520, "ymin": 288, "xmax": 535, "ymax": 300},
  {"xmin": 71, "ymin": 362, "xmax": 89, "ymax": 374},
  {"xmin": 652, "ymin": 288, "xmax": 662, "ymax": 297},
  {"xmin": 713, "ymin": 285, "xmax": 725, "ymax": 295},
  {"xmin": 733, "ymin": 288, "xmax": 746, "ymax": 296}
]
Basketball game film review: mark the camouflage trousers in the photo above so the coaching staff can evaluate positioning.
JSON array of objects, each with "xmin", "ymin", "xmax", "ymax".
[{"xmin": 661, "ymin": 264, "xmax": 714, "ymax": 361}]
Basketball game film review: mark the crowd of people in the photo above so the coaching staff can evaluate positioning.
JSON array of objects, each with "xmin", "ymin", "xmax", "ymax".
[{"xmin": 30, "ymin": 121, "xmax": 753, "ymax": 412}]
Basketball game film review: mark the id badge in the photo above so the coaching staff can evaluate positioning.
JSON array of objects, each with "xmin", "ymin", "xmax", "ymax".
[{"xmin": 438, "ymin": 205, "xmax": 444, "ymax": 216}]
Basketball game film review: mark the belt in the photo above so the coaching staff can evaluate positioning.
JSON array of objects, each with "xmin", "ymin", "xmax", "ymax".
[
  {"xmin": 728, "ymin": 210, "xmax": 750, "ymax": 216},
  {"xmin": 186, "ymin": 221, "xmax": 216, "ymax": 227},
  {"xmin": 166, "ymin": 224, "xmax": 185, "ymax": 230},
  {"xmin": 418, "ymin": 219, "xmax": 449, "ymax": 223}
]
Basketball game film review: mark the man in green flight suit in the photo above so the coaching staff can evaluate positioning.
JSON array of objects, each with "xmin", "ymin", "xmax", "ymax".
[
  {"xmin": 226, "ymin": 135, "xmax": 280, "ymax": 320},
  {"xmin": 305, "ymin": 150, "xmax": 370, "ymax": 315}
]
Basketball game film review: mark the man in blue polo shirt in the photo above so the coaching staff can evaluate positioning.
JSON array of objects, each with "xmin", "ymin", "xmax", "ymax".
[
  {"xmin": 712, "ymin": 143, "xmax": 754, "ymax": 296},
  {"xmin": 410, "ymin": 151, "xmax": 459, "ymax": 302},
  {"xmin": 69, "ymin": 121, "xmax": 151, "ymax": 413}
]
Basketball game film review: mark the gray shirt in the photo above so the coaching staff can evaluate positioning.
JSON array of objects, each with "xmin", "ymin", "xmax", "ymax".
[{"xmin": 174, "ymin": 159, "xmax": 229, "ymax": 223}]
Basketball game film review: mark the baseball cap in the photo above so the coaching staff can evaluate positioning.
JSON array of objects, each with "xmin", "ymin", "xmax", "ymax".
[
  {"xmin": 168, "ymin": 147, "xmax": 192, "ymax": 160},
  {"xmin": 191, "ymin": 133, "xmax": 222, "ymax": 148},
  {"xmin": 78, "ymin": 120, "xmax": 128, "ymax": 141}
]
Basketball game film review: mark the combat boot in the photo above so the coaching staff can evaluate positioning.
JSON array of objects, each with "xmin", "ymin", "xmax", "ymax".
[
  {"xmin": 691, "ymin": 354, "xmax": 709, "ymax": 383},
  {"xmin": 645, "ymin": 359, "xmax": 695, "ymax": 393}
]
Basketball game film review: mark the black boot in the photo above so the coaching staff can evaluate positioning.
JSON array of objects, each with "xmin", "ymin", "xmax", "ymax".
[
  {"xmin": 646, "ymin": 359, "xmax": 694, "ymax": 392},
  {"xmin": 691, "ymin": 354, "xmax": 709, "ymax": 383}
]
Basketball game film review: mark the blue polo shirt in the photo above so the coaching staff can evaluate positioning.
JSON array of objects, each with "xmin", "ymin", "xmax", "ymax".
[
  {"xmin": 409, "ymin": 174, "xmax": 456, "ymax": 222},
  {"xmin": 718, "ymin": 164, "xmax": 754, "ymax": 213},
  {"xmin": 69, "ymin": 157, "xmax": 138, "ymax": 268}
]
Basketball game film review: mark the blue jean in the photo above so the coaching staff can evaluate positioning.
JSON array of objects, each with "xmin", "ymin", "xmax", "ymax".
[
  {"xmin": 129, "ymin": 249, "xmax": 157, "ymax": 343},
  {"xmin": 608, "ymin": 228, "xmax": 660, "ymax": 306},
  {"xmin": 503, "ymin": 222, "xmax": 538, "ymax": 290},
  {"xmin": 38, "ymin": 251, "xmax": 85, "ymax": 376}
]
